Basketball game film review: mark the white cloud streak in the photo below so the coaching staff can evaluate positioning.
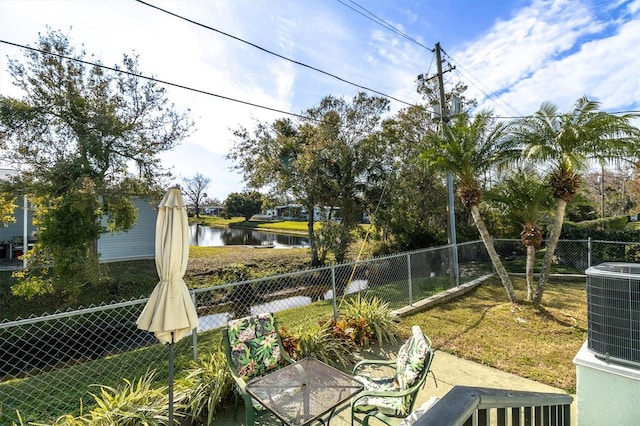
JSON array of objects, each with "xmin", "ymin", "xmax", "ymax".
[
  {"xmin": 1, "ymin": 0, "xmax": 638, "ymax": 197},
  {"xmin": 449, "ymin": 0, "xmax": 639, "ymax": 115}
]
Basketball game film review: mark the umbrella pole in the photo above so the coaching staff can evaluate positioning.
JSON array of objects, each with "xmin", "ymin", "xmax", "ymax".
[{"xmin": 169, "ymin": 332, "xmax": 174, "ymax": 425}]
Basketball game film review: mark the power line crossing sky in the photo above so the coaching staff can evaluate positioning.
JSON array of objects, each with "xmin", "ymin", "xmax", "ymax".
[{"xmin": 1, "ymin": 0, "xmax": 638, "ymax": 200}]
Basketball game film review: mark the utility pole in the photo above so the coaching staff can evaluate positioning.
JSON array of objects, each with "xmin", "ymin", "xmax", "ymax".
[
  {"xmin": 600, "ymin": 164, "xmax": 605, "ymax": 218},
  {"xmin": 435, "ymin": 42, "xmax": 459, "ymax": 286}
]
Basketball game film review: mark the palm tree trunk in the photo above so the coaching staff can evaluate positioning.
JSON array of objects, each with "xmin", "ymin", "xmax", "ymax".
[
  {"xmin": 526, "ymin": 245, "xmax": 536, "ymax": 301},
  {"xmin": 534, "ymin": 199, "xmax": 567, "ymax": 306},
  {"xmin": 470, "ymin": 205, "xmax": 517, "ymax": 303}
]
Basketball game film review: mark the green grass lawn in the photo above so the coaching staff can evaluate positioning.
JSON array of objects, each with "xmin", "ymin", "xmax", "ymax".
[
  {"xmin": 398, "ymin": 276, "xmax": 587, "ymax": 393},
  {"xmin": 231, "ymin": 219, "xmax": 310, "ymax": 233}
]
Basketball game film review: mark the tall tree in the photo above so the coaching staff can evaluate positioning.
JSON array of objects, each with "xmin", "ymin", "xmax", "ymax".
[
  {"xmin": 183, "ymin": 173, "xmax": 210, "ymax": 218},
  {"xmin": 374, "ymin": 105, "xmax": 449, "ymax": 251},
  {"xmin": 512, "ymin": 97, "xmax": 640, "ymax": 306},
  {"xmin": 228, "ymin": 93, "xmax": 389, "ymax": 266},
  {"xmin": 224, "ymin": 191, "xmax": 263, "ymax": 221},
  {"xmin": 0, "ymin": 30, "xmax": 192, "ymax": 299},
  {"xmin": 302, "ymin": 93, "xmax": 390, "ymax": 264},
  {"xmin": 423, "ymin": 111, "xmax": 518, "ymax": 303},
  {"xmin": 486, "ymin": 167, "xmax": 553, "ymax": 301}
]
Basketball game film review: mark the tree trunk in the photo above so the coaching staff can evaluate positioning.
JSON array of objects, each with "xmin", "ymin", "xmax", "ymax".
[
  {"xmin": 526, "ymin": 244, "xmax": 536, "ymax": 301},
  {"xmin": 470, "ymin": 205, "xmax": 517, "ymax": 303},
  {"xmin": 308, "ymin": 212, "xmax": 319, "ymax": 267},
  {"xmin": 533, "ymin": 199, "xmax": 568, "ymax": 307}
]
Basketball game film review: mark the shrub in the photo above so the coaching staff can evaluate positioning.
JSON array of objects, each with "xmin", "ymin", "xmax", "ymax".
[
  {"xmin": 280, "ymin": 324, "xmax": 353, "ymax": 367},
  {"xmin": 278, "ymin": 326, "xmax": 301, "ymax": 357},
  {"xmin": 177, "ymin": 351, "xmax": 233, "ymax": 426},
  {"xmin": 340, "ymin": 294, "xmax": 398, "ymax": 346},
  {"xmin": 77, "ymin": 370, "xmax": 173, "ymax": 425},
  {"xmin": 326, "ymin": 316, "xmax": 374, "ymax": 346}
]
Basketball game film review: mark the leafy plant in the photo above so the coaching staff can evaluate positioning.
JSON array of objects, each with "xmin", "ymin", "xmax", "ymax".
[
  {"xmin": 177, "ymin": 351, "xmax": 233, "ymax": 426},
  {"xmin": 77, "ymin": 370, "xmax": 173, "ymax": 426},
  {"xmin": 327, "ymin": 316, "xmax": 373, "ymax": 346},
  {"xmin": 340, "ymin": 294, "xmax": 398, "ymax": 345},
  {"xmin": 293, "ymin": 324, "xmax": 354, "ymax": 367},
  {"xmin": 278, "ymin": 326, "xmax": 301, "ymax": 357}
]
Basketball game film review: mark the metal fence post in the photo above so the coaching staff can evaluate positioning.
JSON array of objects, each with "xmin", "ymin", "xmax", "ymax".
[
  {"xmin": 407, "ymin": 253, "xmax": 413, "ymax": 306},
  {"xmin": 454, "ymin": 243, "xmax": 460, "ymax": 286},
  {"xmin": 191, "ymin": 290, "xmax": 198, "ymax": 362},
  {"xmin": 588, "ymin": 237, "xmax": 592, "ymax": 269},
  {"xmin": 331, "ymin": 265, "xmax": 338, "ymax": 321}
]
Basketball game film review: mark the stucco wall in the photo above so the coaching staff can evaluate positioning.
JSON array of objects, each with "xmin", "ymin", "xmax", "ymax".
[{"xmin": 574, "ymin": 342, "xmax": 640, "ymax": 425}]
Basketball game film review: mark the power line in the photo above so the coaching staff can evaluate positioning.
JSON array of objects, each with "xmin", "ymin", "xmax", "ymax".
[
  {"xmin": 133, "ymin": 0, "xmax": 415, "ymax": 107},
  {"xmin": 441, "ymin": 50, "xmax": 524, "ymax": 118},
  {"xmin": 334, "ymin": 0, "xmax": 525, "ymax": 118},
  {"xmin": 336, "ymin": 0, "xmax": 434, "ymax": 53},
  {"xmin": 5, "ymin": 40, "xmax": 635, "ymax": 125},
  {"xmin": 0, "ymin": 39, "xmax": 316, "ymax": 122}
]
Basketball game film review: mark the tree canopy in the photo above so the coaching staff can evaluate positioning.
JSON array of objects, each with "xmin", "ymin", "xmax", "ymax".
[
  {"xmin": 224, "ymin": 191, "xmax": 263, "ymax": 221},
  {"xmin": 0, "ymin": 30, "xmax": 193, "ymax": 300},
  {"xmin": 228, "ymin": 92, "xmax": 389, "ymax": 265},
  {"xmin": 511, "ymin": 96, "xmax": 640, "ymax": 306}
]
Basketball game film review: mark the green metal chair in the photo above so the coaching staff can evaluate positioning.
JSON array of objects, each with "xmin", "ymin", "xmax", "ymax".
[
  {"xmin": 351, "ymin": 325, "xmax": 435, "ymax": 426},
  {"xmin": 221, "ymin": 312, "xmax": 294, "ymax": 426}
]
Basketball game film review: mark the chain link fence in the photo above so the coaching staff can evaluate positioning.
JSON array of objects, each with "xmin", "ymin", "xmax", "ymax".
[{"xmin": 1, "ymin": 238, "xmax": 638, "ymax": 423}]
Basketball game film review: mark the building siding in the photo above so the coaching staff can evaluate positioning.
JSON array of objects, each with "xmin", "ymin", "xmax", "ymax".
[{"xmin": 97, "ymin": 198, "xmax": 157, "ymax": 262}]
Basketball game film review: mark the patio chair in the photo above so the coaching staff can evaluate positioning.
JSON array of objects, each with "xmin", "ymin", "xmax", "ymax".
[
  {"xmin": 221, "ymin": 312, "xmax": 295, "ymax": 426},
  {"xmin": 351, "ymin": 325, "xmax": 434, "ymax": 426}
]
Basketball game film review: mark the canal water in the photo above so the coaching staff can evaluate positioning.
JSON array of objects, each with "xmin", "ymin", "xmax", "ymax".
[
  {"xmin": 189, "ymin": 224, "xmax": 368, "ymax": 333},
  {"xmin": 189, "ymin": 224, "xmax": 309, "ymax": 248}
]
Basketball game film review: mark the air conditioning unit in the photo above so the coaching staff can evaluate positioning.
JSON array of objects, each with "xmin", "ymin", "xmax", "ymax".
[{"xmin": 586, "ymin": 262, "xmax": 640, "ymax": 368}]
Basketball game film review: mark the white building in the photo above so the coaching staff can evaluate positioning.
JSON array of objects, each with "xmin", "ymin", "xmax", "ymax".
[{"xmin": 0, "ymin": 168, "xmax": 157, "ymax": 263}]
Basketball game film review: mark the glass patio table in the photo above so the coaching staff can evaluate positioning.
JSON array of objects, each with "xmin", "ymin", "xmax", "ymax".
[{"xmin": 245, "ymin": 357, "xmax": 363, "ymax": 426}]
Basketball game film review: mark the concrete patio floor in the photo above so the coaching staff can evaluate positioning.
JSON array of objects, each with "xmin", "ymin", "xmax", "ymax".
[{"xmin": 214, "ymin": 347, "xmax": 576, "ymax": 426}]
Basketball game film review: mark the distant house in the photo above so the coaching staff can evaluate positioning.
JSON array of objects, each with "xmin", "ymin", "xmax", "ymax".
[
  {"xmin": 0, "ymin": 168, "xmax": 157, "ymax": 263},
  {"xmin": 0, "ymin": 168, "xmax": 36, "ymax": 259},
  {"xmin": 265, "ymin": 204, "xmax": 343, "ymax": 222},
  {"xmin": 202, "ymin": 204, "xmax": 224, "ymax": 216}
]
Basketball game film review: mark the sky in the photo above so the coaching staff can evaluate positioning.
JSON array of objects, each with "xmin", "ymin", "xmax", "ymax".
[{"xmin": 1, "ymin": 0, "xmax": 639, "ymax": 201}]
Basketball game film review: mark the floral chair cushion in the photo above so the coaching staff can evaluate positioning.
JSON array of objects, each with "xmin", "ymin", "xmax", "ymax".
[
  {"xmin": 353, "ymin": 376, "xmax": 408, "ymax": 416},
  {"xmin": 353, "ymin": 326, "xmax": 430, "ymax": 417},
  {"xmin": 396, "ymin": 326, "xmax": 429, "ymax": 389},
  {"xmin": 227, "ymin": 313, "xmax": 283, "ymax": 381}
]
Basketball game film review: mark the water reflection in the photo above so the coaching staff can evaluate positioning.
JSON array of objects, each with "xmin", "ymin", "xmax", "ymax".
[
  {"xmin": 189, "ymin": 224, "xmax": 309, "ymax": 248},
  {"xmin": 197, "ymin": 296, "xmax": 313, "ymax": 332},
  {"xmin": 323, "ymin": 279, "xmax": 367, "ymax": 299}
]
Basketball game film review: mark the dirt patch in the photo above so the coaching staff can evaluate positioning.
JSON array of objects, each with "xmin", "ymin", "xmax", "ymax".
[{"xmin": 185, "ymin": 246, "xmax": 312, "ymax": 286}]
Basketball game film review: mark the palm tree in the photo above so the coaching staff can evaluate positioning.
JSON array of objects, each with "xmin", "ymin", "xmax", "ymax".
[
  {"xmin": 512, "ymin": 97, "xmax": 640, "ymax": 306},
  {"xmin": 423, "ymin": 111, "xmax": 518, "ymax": 303},
  {"xmin": 486, "ymin": 167, "xmax": 553, "ymax": 301}
]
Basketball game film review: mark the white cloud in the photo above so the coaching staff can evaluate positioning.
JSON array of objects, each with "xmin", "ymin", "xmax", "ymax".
[
  {"xmin": 503, "ymin": 18, "xmax": 640, "ymax": 113},
  {"xmin": 450, "ymin": 0, "xmax": 639, "ymax": 116},
  {"xmin": 2, "ymin": 0, "xmax": 638, "ymax": 197}
]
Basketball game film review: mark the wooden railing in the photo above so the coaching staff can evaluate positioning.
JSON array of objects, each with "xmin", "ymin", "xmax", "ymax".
[{"xmin": 411, "ymin": 386, "xmax": 573, "ymax": 426}]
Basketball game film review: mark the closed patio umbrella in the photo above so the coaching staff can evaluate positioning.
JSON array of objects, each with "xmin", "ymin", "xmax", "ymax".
[{"xmin": 137, "ymin": 186, "xmax": 198, "ymax": 424}]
